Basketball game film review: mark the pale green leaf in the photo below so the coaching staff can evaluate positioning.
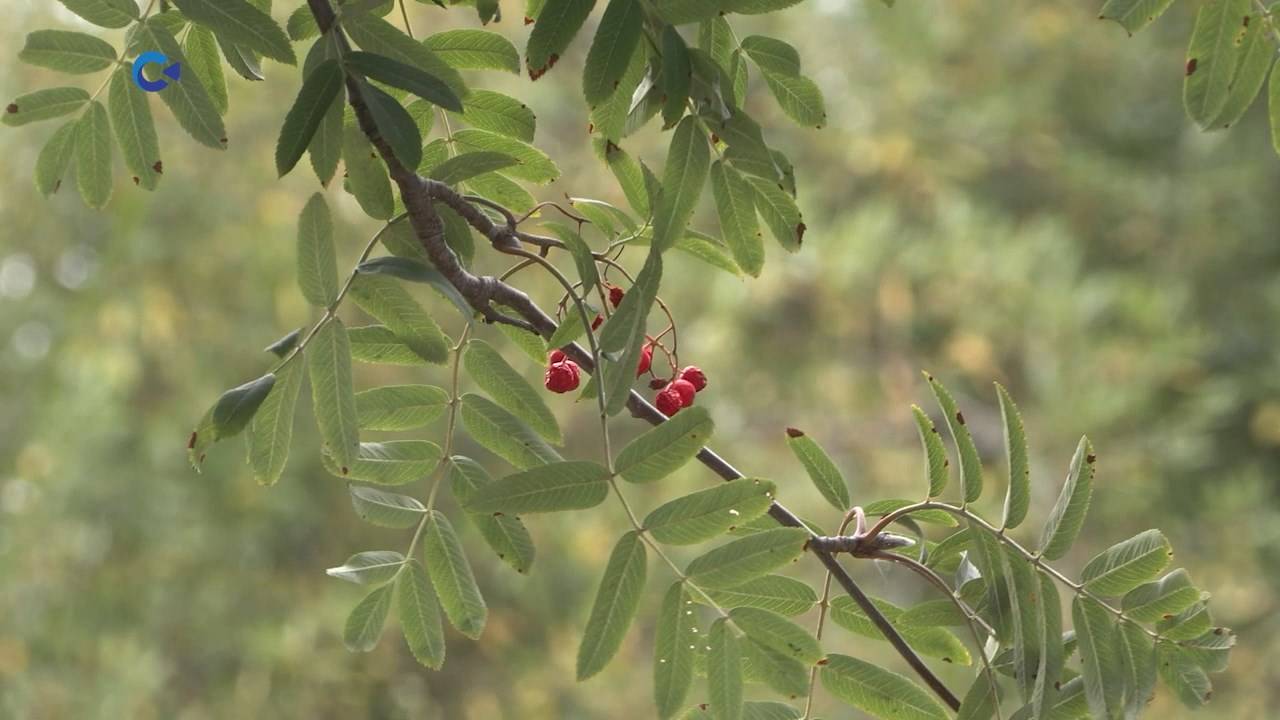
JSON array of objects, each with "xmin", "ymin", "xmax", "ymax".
[
  {"xmin": 925, "ymin": 374, "xmax": 983, "ymax": 503},
  {"xmin": 34, "ymin": 120, "xmax": 78, "ymax": 196},
  {"xmin": 729, "ymin": 607, "xmax": 821, "ymax": 664},
  {"xmin": 75, "ymin": 100, "xmax": 113, "ymax": 209},
  {"xmin": 355, "ymin": 384, "xmax": 449, "ymax": 431},
  {"xmin": 1117, "ymin": 619, "xmax": 1157, "ymax": 718},
  {"xmin": 184, "ymin": 25, "xmax": 228, "ymax": 116},
  {"xmin": 424, "ymin": 29, "xmax": 520, "ymax": 73},
  {"xmin": 910, "ymin": 405, "xmax": 950, "ymax": 498},
  {"xmin": 643, "ymin": 478, "xmax": 776, "ymax": 545},
  {"xmin": 296, "ymin": 193, "xmax": 339, "ymax": 306},
  {"xmin": 464, "ymin": 339, "xmax": 561, "ymax": 442},
  {"xmin": 459, "ymin": 393, "xmax": 563, "ymax": 469},
  {"xmin": 653, "ymin": 581, "xmax": 697, "ymax": 719},
  {"xmin": 583, "ymin": 0, "xmax": 644, "ymax": 105},
  {"xmin": 742, "ymin": 639, "xmax": 810, "ymax": 697},
  {"xmin": 1038, "ymin": 436, "xmax": 1096, "ymax": 560},
  {"xmin": 615, "ymin": 406, "xmax": 713, "ymax": 483},
  {"xmin": 397, "ymin": 560, "xmax": 445, "ymax": 668},
  {"xmin": 1208, "ymin": 5, "xmax": 1275, "ymax": 128},
  {"xmin": 996, "ymin": 382, "xmax": 1031, "ymax": 529},
  {"xmin": 1183, "ymin": 0, "xmax": 1250, "ymax": 129},
  {"xmin": 308, "ymin": 319, "xmax": 360, "ymax": 470},
  {"xmin": 526, "ymin": 0, "xmax": 596, "ymax": 78},
  {"xmin": 423, "ymin": 510, "xmax": 487, "ymax": 639},
  {"xmin": 1157, "ymin": 641, "xmax": 1213, "ymax": 708},
  {"xmin": 344, "ymin": 114, "xmax": 397, "ymax": 218},
  {"xmin": 349, "ymin": 324, "xmax": 429, "ymax": 366},
  {"xmin": 327, "ymin": 550, "xmax": 405, "ymax": 585},
  {"xmin": 247, "ymin": 360, "xmax": 302, "ymax": 486},
  {"xmin": 685, "ymin": 528, "xmax": 808, "ymax": 589},
  {"xmin": 784, "ymin": 428, "xmax": 849, "ymax": 511},
  {"xmin": 652, "ymin": 116, "xmax": 710, "ymax": 252},
  {"xmin": 820, "ymin": 654, "xmax": 949, "ymax": 720},
  {"xmin": 343, "ymin": 584, "xmax": 393, "ymax": 651},
  {"xmin": 449, "ymin": 456, "xmax": 537, "ymax": 574},
  {"xmin": 708, "ymin": 618, "xmax": 743, "ymax": 720},
  {"xmin": 577, "ymin": 531, "xmax": 648, "ymax": 680},
  {"xmin": 828, "ymin": 595, "xmax": 971, "ymax": 665},
  {"xmin": 453, "ymin": 128, "xmax": 559, "ymax": 183},
  {"xmin": 430, "ymin": 151, "xmax": 519, "ymax": 184},
  {"xmin": 1156, "ymin": 600, "xmax": 1213, "ymax": 641},
  {"xmin": 452, "ymin": 89, "xmax": 536, "ymax": 141},
  {"xmin": 1099, "ymin": 0, "xmax": 1177, "ymax": 34},
  {"xmin": 349, "ymin": 273, "xmax": 450, "ymax": 365},
  {"xmin": 108, "ymin": 67, "xmax": 162, "ymax": 191},
  {"xmin": 349, "ymin": 484, "xmax": 427, "ymax": 528},
  {"xmin": 744, "ymin": 174, "xmax": 803, "ymax": 251},
  {"xmin": 1072, "ymin": 595, "xmax": 1123, "ymax": 719},
  {"xmin": 1121, "ymin": 569, "xmax": 1201, "ymax": 622},
  {"xmin": 699, "ymin": 575, "xmax": 817, "ymax": 617},
  {"xmin": 3, "ymin": 87, "xmax": 89, "ymax": 128},
  {"xmin": 131, "ymin": 19, "xmax": 227, "ymax": 148},
  {"xmin": 57, "ymin": 0, "xmax": 139, "ymax": 29},
  {"xmin": 170, "ymin": 0, "xmax": 296, "ymax": 64},
  {"xmin": 1081, "ymin": 529, "xmax": 1173, "ymax": 597},
  {"xmin": 19, "ymin": 30, "xmax": 116, "ymax": 74},
  {"xmin": 461, "ymin": 460, "xmax": 609, "ymax": 514},
  {"xmin": 710, "ymin": 160, "xmax": 764, "ymax": 277}
]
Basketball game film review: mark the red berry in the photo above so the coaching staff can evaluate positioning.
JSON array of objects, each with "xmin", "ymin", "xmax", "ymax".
[
  {"xmin": 655, "ymin": 387, "xmax": 682, "ymax": 416},
  {"xmin": 592, "ymin": 314, "xmax": 603, "ymax": 330},
  {"xmin": 549, "ymin": 349, "xmax": 567, "ymax": 364},
  {"xmin": 669, "ymin": 379, "xmax": 697, "ymax": 407},
  {"xmin": 544, "ymin": 360, "xmax": 580, "ymax": 393},
  {"xmin": 649, "ymin": 378, "xmax": 668, "ymax": 390},
  {"xmin": 636, "ymin": 344, "xmax": 653, "ymax": 377},
  {"xmin": 679, "ymin": 366, "xmax": 707, "ymax": 392},
  {"xmin": 609, "ymin": 286, "xmax": 625, "ymax": 307}
]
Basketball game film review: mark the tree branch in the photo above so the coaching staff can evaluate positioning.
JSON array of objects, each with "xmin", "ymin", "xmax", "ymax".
[{"xmin": 304, "ymin": 0, "xmax": 960, "ymax": 710}]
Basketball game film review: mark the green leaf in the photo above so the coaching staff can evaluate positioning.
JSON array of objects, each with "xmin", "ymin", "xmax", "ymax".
[
  {"xmin": 729, "ymin": 607, "xmax": 821, "ymax": 664},
  {"xmin": 296, "ymin": 193, "xmax": 339, "ymax": 307},
  {"xmin": 998, "ymin": 545, "xmax": 1043, "ymax": 699},
  {"xmin": 464, "ymin": 339, "xmax": 561, "ymax": 443},
  {"xmin": 699, "ymin": 575, "xmax": 817, "ymax": 617},
  {"xmin": 1081, "ymin": 529, "xmax": 1173, "ymax": 597},
  {"xmin": 397, "ymin": 560, "xmax": 445, "ymax": 668},
  {"xmin": 453, "ymin": 90, "xmax": 536, "ymax": 141},
  {"xmin": 615, "ymin": 406, "xmax": 714, "ymax": 483},
  {"xmin": 685, "ymin": 528, "xmax": 809, "ymax": 589},
  {"xmin": 464, "ymin": 171, "xmax": 537, "ymax": 213},
  {"xmin": 74, "ymin": 100, "xmax": 113, "ymax": 209},
  {"xmin": 1157, "ymin": 641, "xmax": 1213, "ymax": 708},
  {"xmin": 995, "ymin": 382, "xmax": 1031, "ymax": 529},
  {"xmin": 349, "ymin": 273, "xmax": 450, "ymax": 365},
  {"xmin": 188, "ymin": 373, "xmax": 276, "ymax": 468},
  {"xmin": 449, "ymin": 456, "xmax": 537, "ymax": 574},
  {"xmin": 1031, "ymin": 572, "xmax": 1064, "ymax": 718},
  {"xmin": 1072, "ymin": 595, "xmax": 1123, "ymax": 719},
  {"xmin": 327, "ymin": 550, "xmax": 405, "ymax": 585},
  {"xmin": 349, "ymin": 485, "xmax": 427, "ymax": 528},
  {"xmin": 422, "ymin": 510, "xmax": 486, "ymax": 639},
  {"xmin": 1183, "ymin": 0, "xmax": 1250, "ymax": 130},
  {"xmin": 742, "ymin": 639, "xmax": 810, "ymax": 697},
  {"xmin": 309, "ymin": 89, "xmax": 344, "ymax": 186},
  {"xmin": 356, "ymin": 255, "xmax": 472, "ymax": 318},
  {"xmin": 674, "ymin": 231, "xmax": 741, "ymax": 276},
  {"xmin": 820, "ymin": 654, "xmax": 949, "ymax": 720},
  {"xmin": 740, "ymin": 703, "xmax": 800, "ymax": 720},
  {"xmin": 583, "ymin": 0, "xmax": 644, "ymax": 105},
  {"xmin": 760, "ymin": 72, "xmax": 825, "ymax": 128},
  {"xmin": 723, "ymin": 0, "xmax": 806, "ymax": 14},
  {"xmin": 710, "ymin": 160, "xmax": 764, "ymax": 277},
  {"xmin": 343, "ymin": 13, "xmax": 467, "ymax": 97},
  {"xmin": 708, "ymin": 619, "xmax": 744, "ymax": 720},
  {"xmin": 1121, "ymin": 569, "xmax": 1201, "ymax": 622},
  {"xmin": 599, "ymin": 251, "xmax": 664, "ymax": 416},
  {"xmin": 909, "ymin": 405, "xmax": 950, "ymax": 498},
  {"xmin": 602, "ymin": 141, "xmax": 653, "ymax": 216},
  {"xmin": 184, "ymin": 25, "xmax": 228, "ymax": 117},
  {"xmin": 526, "ymin": 0, "xmax": 596, "ymax": 79},
  {"xmin": 57, "ymin": 0, "xmax": 139, "ymax": 29},
  {"xmin": 1098, "ymin": 0, "xmax": 1176, "ymax": 33},
  {"xmin": 783, "ymin": 428, "xmax": 849, "ymax": 511},
  {"xmin": 743, "ymin": 174, "xmax": 803, "ymax": 251},
  {"xmin": 643, "ymin": 478, "xmax": 776, "ymax": 545},
  {"xmin": 308, "ymin": 319, "xmax": 360, "ymax": 471},
  {"xmin": 461, "ymin": 460, "xmax": 609, "ymax": 514},
  {"xmin": 1209, "ymin": 5, "xmax": 1275, "ymax": 128},
  {"xmin": 131, "ymin": 19, "xmax": 227, "ymax": 149},
  {"xmin": 653, "ymin": 581, "xmax": 697, "ymax": 719},
  {"xmin": 108, "ymin": 68, "xmax": 162, "ymax": 191},
  {"xmin": 276, "ymin": 60, "xmax": 344, "ymax": 176},
  {"xmin": 1271, "ymin": 61, "xmax": 1280, "ymax": 156},
  {"xmin": 590, "ymin": 40, "xmax": 647, "ymax": 140},
  {"xmin": 739, "ymin": 36, "xmax": 799, "ymax": 76},
  {"xmin": 287, "ymin": 4, "xmax": 320, "ymax": 41},
  {"xmin": 431, "ymin": 151, "xmax": 520, "ymax": 185},
  {"xmin": 828, "ymin": 596, "xmax": 971, "ymax": 665},
  {"xmin": 652, "ymin": 116, "xmax": 711, "ymax": 253},
  {"xmin": 497, "ymin": 316, "xmax": 550, "ymax": 364},
  {"xmin": 323, "ymin": 440, "xmax": 442, "ymax": 485},
  {"xmin": 660, "ymin": 26, "xmax": 692, "ymax": 128},
  {"xmin": 1117, "ymin": 619, "xmax": 1157, "ymax": 717},
  {"xmin": 1156, "ymin": 600, "xmax": 1213, "ymax": 641},
  {"xmin": 1178, "ymin": 626, "xmax": 1235, "ymax": 672},
  {"xmin": 577, "ymin": 531, "xmax": 648, "ymax": 680},
  {"xmin": 424, "ymin": 29, "xmax": 520, "ymax": 73},
  {"xmin": 1038, "ymin": 436, "xmax": 1096, "ymax": 560},
  {"xmin": 170, "ymin": 0, "xmax": 296, "ymax": 65},
  {"xmin": 459, "ymin": 393, "xmax": 564, "ymax": 469},
  {"xmin": 3, "ymin": 87, "xmax": 89, "ymax": 128},
  {"xmin": 955, "ymin": 673, "xmax": 999, "ymax": 720},
  {"xmin": 346, "ymin": 50, "xmax": 463, "ymax": 112},
  {"xmin": 363, "ymin": 83, "xmax": 423, "ymax": 170},
  {"xmin": 349, "ymin": 324, "xmax": 430, "ymax": 366},
  {"xmin": 19, "ymin": 30, "xmax": 116, "ymax": 74},
  {"xmin": 355, "ymin": 384, "xmax": 449, "ymax": 431},
  {"xmin": 925, "ymin": 374, "xmax": 983, "ymax": 503},
  {"xmin": 247, "ymin": 360, "xmax": 302, "ymax": 486},
  {"xmin": 34, "ymin": 120, "xmax": 78, "ymax": 196},
  {"xmin": 651, "ymin": 0, "xmax": 722, "ymax": 24},
  {"xmin": 542, "ymin": 223, "xmax": 599, "ymax": 290},
  {"xmin": 343, "ymin": 584, "xmax": 393, "ymax": 652},
  {"xmin": 453, "ymin": 128, "xmax": 559, "ymax": 183}
]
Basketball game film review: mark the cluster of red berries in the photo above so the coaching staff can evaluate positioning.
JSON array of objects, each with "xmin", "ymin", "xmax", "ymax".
[
  {"xmin": 652, "ymin": 366, "xmax": 707, "ymax": 417},
  {"xmin": 544, "ymin": 349, "xmax": 581, "ymax": 393}
]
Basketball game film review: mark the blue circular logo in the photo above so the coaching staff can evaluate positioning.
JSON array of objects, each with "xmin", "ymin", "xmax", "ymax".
[{"xmin": 132, "ymin": 52, "xmax": 182, "ymax": 93}]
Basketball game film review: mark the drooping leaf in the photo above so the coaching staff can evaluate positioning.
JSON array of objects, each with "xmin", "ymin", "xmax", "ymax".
[
  {"xmin": 1031, "ymin": 571, "xmax": 1064, "ymax": 718},
  {"xmin": 828, "ymin": 595, "xmax": 971, "ymax": 665},
  {"xmin": 349, "ymin": 324, "xmax": 429, "ymax": 366},
  {"xmin": 57, "ymin": 0, "xmax": 139, "ymax": 29},
  {"xmin": 1117, "ymin": 619, "xmax": 1157, "ymax": 718},
  {"xmin": 461, "ymin": 460, "xmax": 610, "ymax": 514},
  {"xmin": 955, "ymin": 672, "xmax": 999, "ymax": 720},
  {"xmin": 424, "ymin": 29, "xmax": 520, "ymax": 73},
  {"xmin": 1038, "ymin": 436, "xmax": 1096, "ymax": 560},
  {"xmin": 348, "ymin": 485, "xmax": 427, "ymax": 528},
  {"xmin": 1157, "ymin": 641, "xmax": 1213, "ymax": 708},
  {"xmin": 184, "ymin": 25, "xmax": 228, "ymax": 116},
  {"xmin": 1098, "ymin": 0, "xmax": 1177, "ymax": 34},
  {"xmin": 449, "ymin": 456, "xmax": 537, "ymax": 574},
  {"xmin": 458, "ymin": 393, "xmax": 564, "ymax": 469},
  {"xmin": 582, "ymin": 0, "xmax": 644, "ymax": 105},
  {"xmin": 643, "ymin": 478, "xmax": 776, "ymax": 545},
  {"xmin": 699, "ymin": 575, "xmax": 817, "ymax": 616},
  {"xmin": 652, "ymin": 116, "xmax": 710, "ymax": 252},
  {"xmin": 710, "ymin": 160, "xmax": 764, "ymax": 277},
  {"xmin": 684, "ymin": 528, "xmax": 808, "ymax": 589},
  {"xmin": 170, "ymin": 0, "xmax": 295, "ymax": 64},
  {"xmin": 309, "ymin": 87, "xmax": 344, "ymax": 186},
  {"xmin": 452, "ymin": 90, "xmax": 536, "ymax": 141},
  {"xmin": 397, "ymin": 559, "xmax": 446, "ymax": 668},
  {"xmin": 108, "ymin": 67, "xmax": 162, "ymax": 191},
  {"xmin": 653, "ymin": 581, "xmax": 697, "ymax": 719},
  {"xmin": 3, "ymin": 87, "xmax": 89, "ymax": 127},
  {"xmin": 430, "ymin": 151, "xmax": 520, "ymax": 185},
  {"xmin": 131, "ymin": 19, "xmax": 227, "ymax": 149},
  {"xmin": 925, "ymin": 374, "xmax": 983, "ymax": 503},
  {"xmin": 576, "ymin": 531, "xmax": 648, "ymax": 680},
  {"xmin": 728, "ymin": 607, "xmax": 822, "ymax": 664},
  {"xmin": 74, "ymin": 100, "xmax": 113, "ymax": 209},
  {"xmin": 19, "ymin": 30, "xmax": 116, "ymax": 74},
  {"xmin": 615, "ymin": 406, "xmax": 714, "ymax": 483},
  {"xmin": 296, "ymin": 193, "xmax": 339, "ymax": 307},
  {"xmin": 526, "ymin": 0, "xmax": 596, "ymax": 79},
  {"xmin": 423, "ymin": 510, "xmax": 487, "ymax": 639},
  {"xmin": 349, "ymin": 273, "xmax": 450, "ymax": 365},
  {"xmin": 277, "ymin": 59, "xmax": 345, "ymax": 176},
  {"xmin": 1182, "ymin": 0, "xmax": 1251, "ymax": 129},
  {"xmin": 744, "ymin": 174, "xmax": 803, "ymax": 251},
  {"xmin": 742, "ymin": 639, "xmax": 810, "ymax": 697},
  {"xmin": 996, "ymin": 382, "xmax": 1031, "ymax": 529},
  {"xmin": 1121, "ymin": 569, "xmax": 1201, "ymax": 622},
  {"xmin": 1072, "ymin": 595, "xmax": 1123, "ymax": 719},
  {"xmin": 343, "ymin": 583, "xmax": 393, "ymax": 652},
  {"xmin": 660, "ymin": 25, "xmax": 692, "ymax": 127},
  {"xmin": 322, "ymin": 440, "xmax": 442, "ymax": 485},
  {"xmin": 247, "ymin": 360, "xmax": 303, "ymax": 486},
  {"xmin": 326, "ymin": 550, "xmax": 405, "ymax": 585},
  {"xmin": 820, "ymin": 654, "xmax": 949, "ymax": 720},
  {"xmin": 1081, "ymin": 529, "xmax": 1173, "ymax": 597},
  {"xmin": 910, "ymin": 405, "xmax": 950, "ymax": 498},
  {"xmin": 308, "ymin": 319, "xmax": 360, "ymax": 471},
  {"xmin": 34, "ymin": 120, "xmax": 78, "ymax": 196},
  {"xmin": 1156, "ymin": 600, "xmax": 1213, "ymax": 641},
  {"xmin": 784, "ymin": 428, "xmax": 850, "ymax": 511},
  {"xmin": 362, "ymin": 83, "xmax": 423, "ymax": 170},
  {"xmin": 707, "ymin": 618, "xmax": 744, "ymax": 720},
  {"xmin": 1207, "ymin": 3, "xmax": 1274, "ymax": 128},
  {"xmin": 343, "ymin": 13, "xmax": 467, "ymax": 97},
  {"xmin": 346, "ymin": 50, "xmax": 463, "ymax": 112},
  {"xmin": 355, "ymin": 384, "xmax": 449, "ymax": 431},
  {"xmin": 452, "ymin": 128, "xmax": 560, "ymax": 183},
  {"xmin": 464, "ymin": 339, "xmax": 561, "ymax": 443}
]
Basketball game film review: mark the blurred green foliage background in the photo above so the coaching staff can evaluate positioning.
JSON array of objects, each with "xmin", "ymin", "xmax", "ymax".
[{"xmin": 2, "ymin": 1, "xmax": 1278, "ymax": 718}]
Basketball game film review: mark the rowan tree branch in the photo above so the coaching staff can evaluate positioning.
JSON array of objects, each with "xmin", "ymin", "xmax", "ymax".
[{"xmin": 304, "ymin": 0, "xmax": 961, "ymax": 710}]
